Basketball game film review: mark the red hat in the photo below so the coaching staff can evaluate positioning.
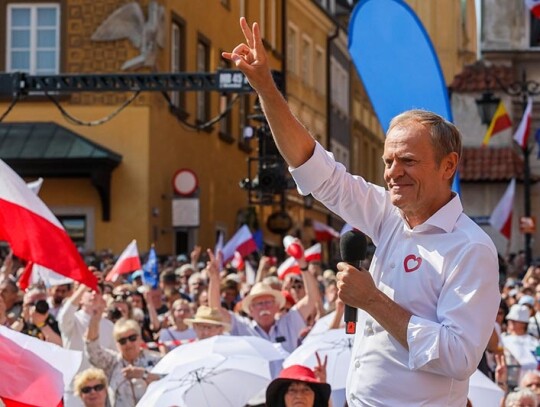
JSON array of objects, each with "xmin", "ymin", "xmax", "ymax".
[{"xmin": 265, "ymin": 365, "xmax": 331, "ymax": 407}]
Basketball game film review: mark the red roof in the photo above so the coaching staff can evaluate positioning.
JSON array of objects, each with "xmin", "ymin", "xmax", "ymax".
[
  {"xmin": 459, "ymin": 147, "xmax": 525, "ymax": 181},
  {"xmin": 450, "ymin": 62, "xmax": 515, "ymax": 93}
]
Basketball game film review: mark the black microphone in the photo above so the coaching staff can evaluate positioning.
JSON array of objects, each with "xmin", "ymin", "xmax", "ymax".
[{"xmin": 340, "ymin": 230, "xmax": 368, "ymax": 334}]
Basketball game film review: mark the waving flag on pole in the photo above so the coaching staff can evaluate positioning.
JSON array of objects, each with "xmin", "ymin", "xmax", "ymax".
[
  {"xmin": 349, "ymin": 0, "xmax": 461, "ymax": 194},
  {"xmin": 143, "ymin": 246, "xmax": 159, "ymax": 289},
  {"xmin": 105, "ymin": 240, "xmax": 142, "ymax": 282},
  {"xmin": 221, "ymin": 225, "xmax": 258, "ymax": 264},
  {"xmin": 482, "ymin": 101, "xmax": 513, "ymax": 146},
  {"xmin": 489, "ymin": 178, "xmax": 516, "ymax": 239},
  {"xmin": 0, "ymin": 159, "xmax": 97, "ymax": 291},
  {"xmin": 526, "ymin": 0, "xmax": 540, "ymax": 18},
  {"xmin": 513, "ymin": 97, "xmax": 533, "ymax": 149},
  {"xmin": 313, "ymin": 220, "xmax": 340, "ymax": 242},
  {"xmin": 0, "ymin": 325, "xmax": 82, "ymax": 407}
]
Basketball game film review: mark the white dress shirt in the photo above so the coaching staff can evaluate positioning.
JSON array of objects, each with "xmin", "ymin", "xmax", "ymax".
[{"xmin": 291, "ymin": 143, "xmax": 500, "ymax": 406}]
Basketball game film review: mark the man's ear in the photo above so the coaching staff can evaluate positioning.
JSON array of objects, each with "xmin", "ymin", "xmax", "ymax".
[{"xmin": 442, "ymin": 152, "xmax": 459, "ymax": 181}]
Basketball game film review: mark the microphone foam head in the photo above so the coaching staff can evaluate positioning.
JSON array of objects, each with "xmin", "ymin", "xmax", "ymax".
[{"xmin": 340, "ymin": 230, "xmax": 368, "ymax": 262}]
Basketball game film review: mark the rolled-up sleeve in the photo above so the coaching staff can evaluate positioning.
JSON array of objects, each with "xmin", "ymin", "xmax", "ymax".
[
  {"xmin": 289, "ymin": 143, "xmax": 336, "ymax": 196},
  {"xmin": 406, "ymin": 243, "xmax": 500, "ymax": 381}
]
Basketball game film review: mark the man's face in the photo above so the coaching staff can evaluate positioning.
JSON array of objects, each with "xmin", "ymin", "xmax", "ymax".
[
  {"xmin": 522, "ymin": 373, "xmax": 540, "ymax": 396},
  {"xmin": 0, "ymin": 282, "xmax": 18, "ymax": 308},
  {"xmin": 383, "ymin": 122, "xmax": 456, "ymax": 226},
  {"xmin": 51, "ymin": 285, "xmax": 70, "ymax": 305},
  {"xmin": 193, "ymin": 322, "xmax": 223, "ymax": 340},
  {"xmin": 249, "ymin": 294, "xmax": 279, "ymax": 325},
  {"xmin": 115, "ymin": 329, "xmax": 142, "ymax": 361}
]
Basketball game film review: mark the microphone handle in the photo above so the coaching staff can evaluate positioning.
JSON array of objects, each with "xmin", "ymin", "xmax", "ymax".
[{"xmin": 344, "ymin": 261, "xmax": 360, "ymax": 334}]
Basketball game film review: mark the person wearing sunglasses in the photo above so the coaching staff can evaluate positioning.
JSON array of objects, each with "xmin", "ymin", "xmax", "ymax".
[
  {"xmin": 85, "ymin": 292, "xmax": 161, "ymax": 407},
  {"xmin": 73, "ymin": 367, "xmax": 108, "ymax": 407}
]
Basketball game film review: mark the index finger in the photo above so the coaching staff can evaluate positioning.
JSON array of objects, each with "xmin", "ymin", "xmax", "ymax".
[
  {"xmin": 207, "ymin": 248, "xmax": 215, "ymax": 261},
  {"xmin": 240, "ymin": 17, "xmax": 254, "ymax": 49}
]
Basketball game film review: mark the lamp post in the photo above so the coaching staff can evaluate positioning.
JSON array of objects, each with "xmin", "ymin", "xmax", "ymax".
[{"xmin": 476, "ymin": 69, "xmax": 540, "ymax": 268}]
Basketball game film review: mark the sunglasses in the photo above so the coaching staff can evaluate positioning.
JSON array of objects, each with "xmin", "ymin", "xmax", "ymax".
[
  {"xmin": 81, "ymin": 383, "xmax": 105, "ymax": 394},
  {"xmin": 117, "ymin": 334, "xmax": 138, "ymax": 345}
]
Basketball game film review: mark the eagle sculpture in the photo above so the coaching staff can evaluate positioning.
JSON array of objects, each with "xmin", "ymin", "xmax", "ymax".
[{"xmin": 91, "ymin": 0, "xmax": 165, "ymax": 70}]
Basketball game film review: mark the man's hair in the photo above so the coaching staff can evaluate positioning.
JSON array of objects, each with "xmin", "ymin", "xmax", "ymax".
[
  {"xmin": 388, "ymin": 109, "xmax": 462, "ymax": 182},
  {"xmin": 73, "ymin": 367, "xmax": 107, "ymax": 396},
  {"xmin": 505, "ymin": 387, "xmax": 537, "ymax": 407}
]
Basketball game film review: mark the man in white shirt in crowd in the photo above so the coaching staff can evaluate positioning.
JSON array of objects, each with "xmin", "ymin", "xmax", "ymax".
[
  {"xmin": 223, "ymin": 18, "xmax": 500, "ymax": 406},
  {"xmin": 57, "ymin": 283, "xmax": 116, "ymax": 407}
]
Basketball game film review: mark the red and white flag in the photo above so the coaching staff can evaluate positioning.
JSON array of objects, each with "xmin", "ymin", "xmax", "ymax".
[
  {"xmin": 19, "ymin": 263, "xmax": 74, "ymax": 290},
  {"xmin": 489, "ymin": 178, "xmax": 516, "ymax": 239},
  {"xmin": 0, "ymin": 325, "xmax": 82, "ymax": 407},
  {"xmin": 526, "ymin": 0, "xmax": 540, "ymax": 18},
  {"xmin": 277, "ymin": 243, "xmax": 322, "ymax": 279},
  {"xmin": 221, "ymin": 225, "xmax": 258, "ymax": 264},
  {"xmin": 0, "ymin": 160, "xmax": 97, "ymax": 290},
  {"xmin": 105, "ymin": 240, "xmax": 142, "ymax": 282},
  {"xmin": 313, "ymin": 220, "xmax": 340, "ymax": 241},
  {"xmin": 513, "ymin": 97, "xmax": 533, "ymax": 148}
]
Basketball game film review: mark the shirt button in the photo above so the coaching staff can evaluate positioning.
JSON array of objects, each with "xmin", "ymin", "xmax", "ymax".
[
  {"xmin": 390, "ymin": 263, "xmax": 396, "ymax": 268},
  {"xmin": 354, "ymin": 359, "xmax": 361, "ymax": 369}
]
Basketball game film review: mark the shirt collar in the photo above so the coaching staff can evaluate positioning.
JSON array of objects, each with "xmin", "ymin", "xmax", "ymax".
[
  {"xmin": 422, "ymin": 193, "xmax": 462, "ymax": 233},
  {"xmin": 401, "ymin": 193, "xmax": 462, "ymax": 233}
]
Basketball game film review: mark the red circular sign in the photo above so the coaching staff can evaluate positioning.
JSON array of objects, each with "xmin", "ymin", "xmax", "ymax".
[{"xmin": 172, "ymin": 169, "xmax": 198, "ymax": 196}]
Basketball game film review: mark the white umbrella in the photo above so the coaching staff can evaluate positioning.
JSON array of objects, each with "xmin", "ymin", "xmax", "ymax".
[
  {"xmin": 152, "ymin": 335, "xmax": 289, "ymax": 375},
  {"xmin": 467, "ymin": 369, "xmax": 504, "ymax": 407},
  {"xmin": 284, "ymin": 328, "xmax": 353, "ymax": 391},
  {"xmin": 137, "ymin": 354, "xmax": 271, "ymax": 407}
]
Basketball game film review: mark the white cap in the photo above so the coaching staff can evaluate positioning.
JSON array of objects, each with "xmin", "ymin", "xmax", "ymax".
[
  {"xmin": 506, "ymin": 304, "xmax": 531, "ymax": 323},
  {"xmin": 519, "ymin": 295, "xmax": 535, "ymax": 307}
]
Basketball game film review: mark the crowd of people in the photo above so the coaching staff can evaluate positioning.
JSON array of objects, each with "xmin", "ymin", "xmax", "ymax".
[
  {"xmin": 1, "ymin": 241, "xmax": 540, "ymax": 406},
  {"xmin": 0, "ymin": 239, "xmax": 342, "ymax": 407}
]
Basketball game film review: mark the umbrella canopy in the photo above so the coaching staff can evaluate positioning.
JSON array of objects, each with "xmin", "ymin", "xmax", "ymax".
[
  {"xmin": 467, "ymin": 369, "xmax": 505, "ymax": 407},
  {"xmin": 284, "ymin": 328, "xmax": 353, "ymax": 391},
  {"xmin": 137, "ymin": 354, "xmax": 271, "ymax": 407},
  {"xmin": 152, "ymin": 335, "xmax": 289, "ymax": 375}
]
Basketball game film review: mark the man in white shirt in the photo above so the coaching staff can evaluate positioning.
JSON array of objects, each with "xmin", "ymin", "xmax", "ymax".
[
  {"xmin": 57, "ymin": 284, "xmax": 116, "ymax": 407},
  {"xmin": 223, "ymin": 18, "xmax": 500, "ymax": 406}
]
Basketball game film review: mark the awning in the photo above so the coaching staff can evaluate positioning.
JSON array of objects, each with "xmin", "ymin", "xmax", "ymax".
[{"xmin": 0, "ymin": 122, "xmax": 122, "ymax": 221}]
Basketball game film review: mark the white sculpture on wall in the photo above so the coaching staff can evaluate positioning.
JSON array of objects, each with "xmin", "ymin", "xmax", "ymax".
[{"xmin": 91, "ymin": 0, "xmax": 165, "ymax": 70}]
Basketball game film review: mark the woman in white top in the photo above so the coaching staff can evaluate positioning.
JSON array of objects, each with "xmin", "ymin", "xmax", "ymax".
[{"xmin": 158, "ymin": 298, "xmax": 196, "ymax": 354}]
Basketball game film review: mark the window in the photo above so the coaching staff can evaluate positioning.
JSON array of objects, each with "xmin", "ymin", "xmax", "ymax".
[
  {"xmin": 301, "ymin": 35, "xmax": 313, "ymax": 86},
  {"xmin": 57, "ymin": 215, "xmax": 87, "ymax": 246},
  {"xmin": 218, "ymin": 54, "xmax": 233, "ymax": 142},
  {"xmin": 314, "ymin": 46, "xmax": 325, "ymax": 94},
  {"xmin": 7, "ymin": 4, "xmax": 60, "ymax": 74},
  {"xmin": 170, "ymin": 18, "xmax": 186, "ymax": 112},
  {"xmin": 287, "ymin": 24, "xmax": 298, "ymax": 75},
  {"xmin": 330, "ymin": 57, "xmax": 349, "ymax": 116},
  {"xmin": 196, "ymin": 37, "xmax": 210, "ymax": 123}
]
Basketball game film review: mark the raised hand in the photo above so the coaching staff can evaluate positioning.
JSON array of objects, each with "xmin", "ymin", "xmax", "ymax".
[
  {"xmin": 221, "ymin": 17, "xmax": 274, "ymax": 93},
  {"xmin": 313, "ymin": 351, "xmax": 328, "ymax": 384}
]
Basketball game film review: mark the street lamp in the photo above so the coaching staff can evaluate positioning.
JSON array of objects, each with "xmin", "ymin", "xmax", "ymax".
[{"xmin": 476, "ymin": 69, "xmax": 540, "ymax": 268}]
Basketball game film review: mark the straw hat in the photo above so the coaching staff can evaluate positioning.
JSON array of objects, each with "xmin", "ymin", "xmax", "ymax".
[
  {"xmin": 265, "ymin": 365, "xmax": 331, "ymax": 407},
  {"xmin": 184, "ymin": 306, "xmax": 230, "ymax": 330},
  {"xmin": 241, "ymin": 282, "xmax": 286, "ymax": 314}
]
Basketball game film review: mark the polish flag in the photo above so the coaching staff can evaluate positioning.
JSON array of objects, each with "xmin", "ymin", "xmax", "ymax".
[
  {"xmin": 221, "ymin": 225, "xmax": 258, "ymax": 264},
  {"xmin": 489, "ymin": 178, "xmax": 516, "ymax": 239},
  {"xmin": 513, "ymin": 97, "xmax": 533, "ymax": 149},
  {"xmin": 0, "ymin": 325, "xmax": 82, "ymax": 407},
  {"xmin": 105, "ymin": 240, "xmax": 142, "ymax": 282},
  {"xmin": 313, "ymin": 220, "xmax": 340, "ymax": 241},
  {"xmin": 19, "ymin": 262, "xmax": 74, "ymax": 290},
  {"xmin": 0, "ymin": 160, "xmax": 97, "ymax": 290},
  {"xmin": 526, "ymin": 0, "xmax": 540, "ymax": 18},
  {"xmin": 277, "ymin": 243, "xmax": 322, "ymax": 279}
]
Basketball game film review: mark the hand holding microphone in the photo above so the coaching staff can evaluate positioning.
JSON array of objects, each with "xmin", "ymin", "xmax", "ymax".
[{"xmin": 339, "ymin": 230, "xmax": 368, "ymax": 334}]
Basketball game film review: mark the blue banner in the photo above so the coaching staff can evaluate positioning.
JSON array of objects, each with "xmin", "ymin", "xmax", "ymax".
[{"xmin": 142, "ymin": 246, "xmax": 158, "ymax": 289}]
